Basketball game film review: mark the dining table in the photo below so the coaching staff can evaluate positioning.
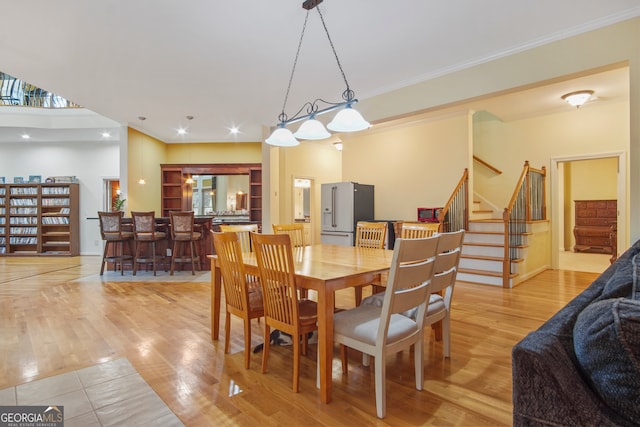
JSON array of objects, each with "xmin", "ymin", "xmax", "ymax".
[{"xmin": 209, "ymin": 243, "xmax": 394, "ymax": 404}]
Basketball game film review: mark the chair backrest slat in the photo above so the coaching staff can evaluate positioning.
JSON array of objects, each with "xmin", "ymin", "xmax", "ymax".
[
  {"xmin": 355, "ymin": 221, "xmax": 387, "ymax": 249},
  {"xmin": 400, "ymin": 222, "xmax": 439, "ymax": 239},
  {"xmin": 212, "ymin": 231, "xmax": 250, "ymax": 312},
  {"xmin": 220, "ymin": 224, "xmax": 258, "ymax": 252},
  {"xmin": 272, "ymin": 223, "xmax": 307, "ymax": 247},
  {"xmin": 377, "ymin": 236, "xmax": 439, "ymax": 344},
  {"xmin": 252, "ymin": 233, "xmax": 300, "ymax": 333}
]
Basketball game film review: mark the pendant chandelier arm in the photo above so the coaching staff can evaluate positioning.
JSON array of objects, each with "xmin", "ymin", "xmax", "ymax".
[
  {"xmin": 316, "ymin": 6, "xmax": 354, "ymax": 103},
  {"xmin": 278, "ymin": 10, "xmax": 311, "ymax": 124}
]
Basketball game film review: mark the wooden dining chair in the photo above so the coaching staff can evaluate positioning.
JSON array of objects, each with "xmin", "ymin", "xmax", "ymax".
[
  {"xmin": 353, "ymin": 221, "xmax": 387, "ymax": 306},
  {"xmin": 400, "ymin": 222, "xmax": 440, "ymax": 239},
  {"xmin": 219, "ymin": 223, "xmax": 258, "ymax": 252},
  {"xmin": 169, "ymin": 211, "xmax": 201, "ymax": 275},
  {"xmin": 334, "ymin": 235, "xmax": 439, "ymax": 418},
  {"xmin": 362, "ymin": 229, "xmax": 465, "ymax": 358},
  {"xmin": 272, "ymin": 223, "xmax": 307, "ymax": 247},
  {"xmin": 98, "ymin": 211, "xmax": 134, "ymax": 275},
  {"xmin": 423, "ymin": 229, "xmax": 464, "ymax": 357},
  {"xmin": 251, "ymin": 233, "xmax": 318, "ymax": 393},
  {"xmin": 212, "ymin": 231, "xmax": 264, "ymax": 369}
]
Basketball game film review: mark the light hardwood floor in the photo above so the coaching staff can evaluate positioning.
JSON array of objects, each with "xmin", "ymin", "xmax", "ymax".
[{"xmin": 0, "ymin": 255, "xmax": 606, "ymax": 426}]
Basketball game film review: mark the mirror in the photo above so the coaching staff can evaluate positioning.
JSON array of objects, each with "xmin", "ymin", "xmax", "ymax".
[
  {"xmin": 191, "ymin": 175, "xmax": 250, "ymax": 218},
  {"xmin": 293, "ymin": 178, "xmax": 312, "ymax": 222}
]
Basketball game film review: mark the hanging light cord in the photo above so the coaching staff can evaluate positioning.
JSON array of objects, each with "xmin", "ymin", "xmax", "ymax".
[
  {"xmin": 316, "ymin": 6, "xmax": 353, "ymax": 103},
  {"xmin": 278, "ymin": 10, "xmax": 311, "ymax": 124}
]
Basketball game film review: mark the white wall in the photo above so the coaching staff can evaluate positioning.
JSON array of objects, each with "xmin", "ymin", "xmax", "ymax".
[{"xmin": 0, "ymin": 141, "xmax": 120, "ymax": 255}]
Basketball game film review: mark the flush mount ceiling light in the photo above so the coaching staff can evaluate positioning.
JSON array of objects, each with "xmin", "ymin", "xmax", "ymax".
[
  {"xmin": 265, "ymin": 0, "xmax": 370, "ymax": 147},
  {"xmin": 561, "ymin": 90, "xmax": 594, "ymax": 108}
]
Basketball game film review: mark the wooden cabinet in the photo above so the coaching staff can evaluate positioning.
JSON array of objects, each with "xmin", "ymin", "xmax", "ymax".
[
  {"xmin": 573, "ymin": 199, "xmax": 616, "ymax": 254},
  {"xmin": 161, "ymin": 167, "xmax": 186, "ymax": 217},
  {"xmin": 0, "ymin": 183, "xmax": 79, "ymax": 256},
  {"xmin": 161, "ymin": 164, "xmax": 262, "ymax": 222},
  {"xmin": 249, "ymin": 168, "xmax": 262, "ymax": 223}
]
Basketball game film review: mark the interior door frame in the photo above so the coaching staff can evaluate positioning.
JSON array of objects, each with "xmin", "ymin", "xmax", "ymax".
[{"xmin": 550, "ymin": 151, "xmax": 626, "ymax": 269}]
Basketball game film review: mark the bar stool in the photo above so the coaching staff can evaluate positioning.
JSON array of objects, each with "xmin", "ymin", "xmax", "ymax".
[
  {"xmin": 169, "ymin": 211, "xmax": 201, "ymax": 275},
  {"xmin": 131, "ymin": 211, "xmax": 167, "ymax": 275},
  {"xmin": 98, "ymin": 211, "xmax": 134, "ymax": 275}
]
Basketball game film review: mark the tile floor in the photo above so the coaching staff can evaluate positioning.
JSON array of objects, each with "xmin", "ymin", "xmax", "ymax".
[{"xmin": 0, "ymin": 358, "xmax": 183, "ymax": 427}]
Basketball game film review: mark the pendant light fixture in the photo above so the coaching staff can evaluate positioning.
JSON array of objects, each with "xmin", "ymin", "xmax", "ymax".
[
  {"xmin": 265, "ymin": 0, "xmax": 370, "ymax": 147},
  {"xmin": 138, "ymin": 116, "xmax": 146, "ymax": 185}
]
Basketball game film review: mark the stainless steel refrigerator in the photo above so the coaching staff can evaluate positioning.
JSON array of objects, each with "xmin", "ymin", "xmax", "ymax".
[{"xmin": 320, "ymin": 182, "xmax": 374, "ymax": 246}]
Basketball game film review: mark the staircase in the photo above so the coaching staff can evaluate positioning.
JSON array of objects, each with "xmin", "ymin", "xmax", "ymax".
[
  {"xmin": 457, "ymin": 200, "xmax": 522, "ymax": 287},
  {"xmin": 439, "ymin": 162, "xmax": 548, "ymax": 288}
]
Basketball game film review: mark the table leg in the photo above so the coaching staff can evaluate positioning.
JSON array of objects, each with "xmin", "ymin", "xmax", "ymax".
[
  {"xmin": 317, "ymin": 287, "xmax": 334, "ymax": 403},
  {"xmin": 210, "ymin": 258, "xmax": 221, "ymax": 341}
]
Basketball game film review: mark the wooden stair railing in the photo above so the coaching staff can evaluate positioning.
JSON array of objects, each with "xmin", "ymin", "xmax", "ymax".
[
  {"xmin": 438, "ymin": 168, "xmax": 469, "ymax": 233},
  {"xmin": 502, "ymin": 161, "xmax": 547, "ymax": 287},
  {"xmin": 473, "ymin": 155, "xmax": 503, "ymax": 175}
]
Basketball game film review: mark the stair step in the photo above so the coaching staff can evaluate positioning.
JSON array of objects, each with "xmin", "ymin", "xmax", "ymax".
[
  {"xmin": 466, "ymin": 230, "xmax": 503, "ymax": 235},
  {"xmin": 461, "ymin": 254, "xmax": 523, "ymax": 263},
  {"xmin": 458, "ymin": 267, "xmax": 518, "ymax": 278},
  {"xmin": 463, "ymin": 242, "xmax": 503, "ymax": 247}
]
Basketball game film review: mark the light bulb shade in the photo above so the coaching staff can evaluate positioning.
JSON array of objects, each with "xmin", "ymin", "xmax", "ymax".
[
  {"xmin": 294, "ymin": 118, "xmax": 331, "ymax": 140},
  {"xmin": 138, "ymin": 178, "xmax": 146, "ymax": 185},
  {"xmin": 327, "ymin": 105, "xmax": 371, "ymax": 132},
  {"xmin": 265, "ymin": 126, "xmax": 300, "ymax": 146},
  {"xmin": 561, "ymin": 90, "xmax": 594, "ymax": 107}
]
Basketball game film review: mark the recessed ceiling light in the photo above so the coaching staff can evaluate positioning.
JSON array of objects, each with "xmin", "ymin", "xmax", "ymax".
[
  {"xmin": 230, "ymin": 127, "xmax": 239, "ymax": 135},
  {"xmin": 21, "ymin": 133, "xmax": 30, "ymax": 139},
  {"xmin": 101, "ymin": 131, "xmax": 111, "ymax": 138},
  {"xmin": 177, "ymin": 128, "xmax": 187, "ymax": 135}
]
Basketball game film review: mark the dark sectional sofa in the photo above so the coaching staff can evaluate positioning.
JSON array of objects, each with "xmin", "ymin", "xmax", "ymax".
[{"xmin": 512, "ymin": 240, "xmax": 640, "ymax": 426}]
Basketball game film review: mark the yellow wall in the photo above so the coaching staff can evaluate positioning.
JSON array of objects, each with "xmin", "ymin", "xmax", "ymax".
[
  {"xmin": 274, "ymin": 142, "xmax": 342, "ymax": 242},
  {"xmin": 127, "ymin": 128, "xmax": 167, "ymax": 214},
  {"xmin": 165, "ymin": 142, "xmax": 261, "ymax": 164},
  {"xmin": 127, "ymin": 137, "xmax": 262, "ymax": 215},
  {"xmin": 474, "ymin": 100, "xmax": 628, "ymax": 208},
  {"xmin": 341, "ymin": 113, "xmax": 471, "ymax": 220}
]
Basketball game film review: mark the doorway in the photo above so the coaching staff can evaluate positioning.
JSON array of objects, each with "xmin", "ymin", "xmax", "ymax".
[
  {"xmin": 103, "ymin": 178, "xmax": 121, "ymax": 212},
  {"xmin": 293, "ymin": 177, "xmax": 313, "ymax": 245},
  {"xmin": 550, "ymin": 152, "xmax": 625, "ymax": 270}
]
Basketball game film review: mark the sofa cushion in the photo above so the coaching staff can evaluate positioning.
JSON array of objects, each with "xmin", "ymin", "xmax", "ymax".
[
  {"xmin": 573, "ymin": 298, "xmax": 640, "ymax": 423},
  {"xmin": 599, "ymin": 256, "xmax": 635, "ymax": 300}
]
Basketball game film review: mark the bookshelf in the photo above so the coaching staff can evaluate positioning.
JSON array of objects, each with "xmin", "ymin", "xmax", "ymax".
[
  {"xmin": 249, "ymin": 168, "xmax": 262, "ymax": 223},
  {"xmin": 0, "ymin": 183, "xmax": 79, "ymax": 256}
]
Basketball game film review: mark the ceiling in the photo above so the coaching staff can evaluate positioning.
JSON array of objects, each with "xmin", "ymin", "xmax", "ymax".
[{"xmin": 0, "ymin": 1, "xmax": 638, "ymax": 144}]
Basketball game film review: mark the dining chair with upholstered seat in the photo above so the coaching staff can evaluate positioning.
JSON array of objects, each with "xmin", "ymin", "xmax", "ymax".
[
  {"xmin": 251, "ymin": 232, "xmax": 318, "ymax": 393},
  {"xmin": 98, "ymin": 211, "xmax": 134, "ymax": 275},
  {"xmin": 353, "ymin": 221, "xmax": 387, "ymax": 306},
  {"xmin": 219, "ymin": 223, "xmax": 258, "ymax": 253},
  {"xmin": 422, "ymin": 229, "xmax": 464, "ymax": 357},
  {"xmin": 131, "ymin": 211, "xmax": 167, "ymax": 276},
  {"xmin": 212, "ymin": 231, "xmax": 264, "ymax": 369},
  {"xmin": 169, "ymin": 211, "xmax": 201, "ymax": 275},
  {"xmin": 333, "ymin": 235, "xmax": 439, "ymax": 418},
  {"xmin": 362, "ymin": 229, "xmax": 465, "ymax": 358},
  {"xmin": 400, "ymin": 221, "xmax": 440, "ymax": 239},
  {"xmin": 272, "ymin": 223, "xmax": 307, "ymax": 247}
]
